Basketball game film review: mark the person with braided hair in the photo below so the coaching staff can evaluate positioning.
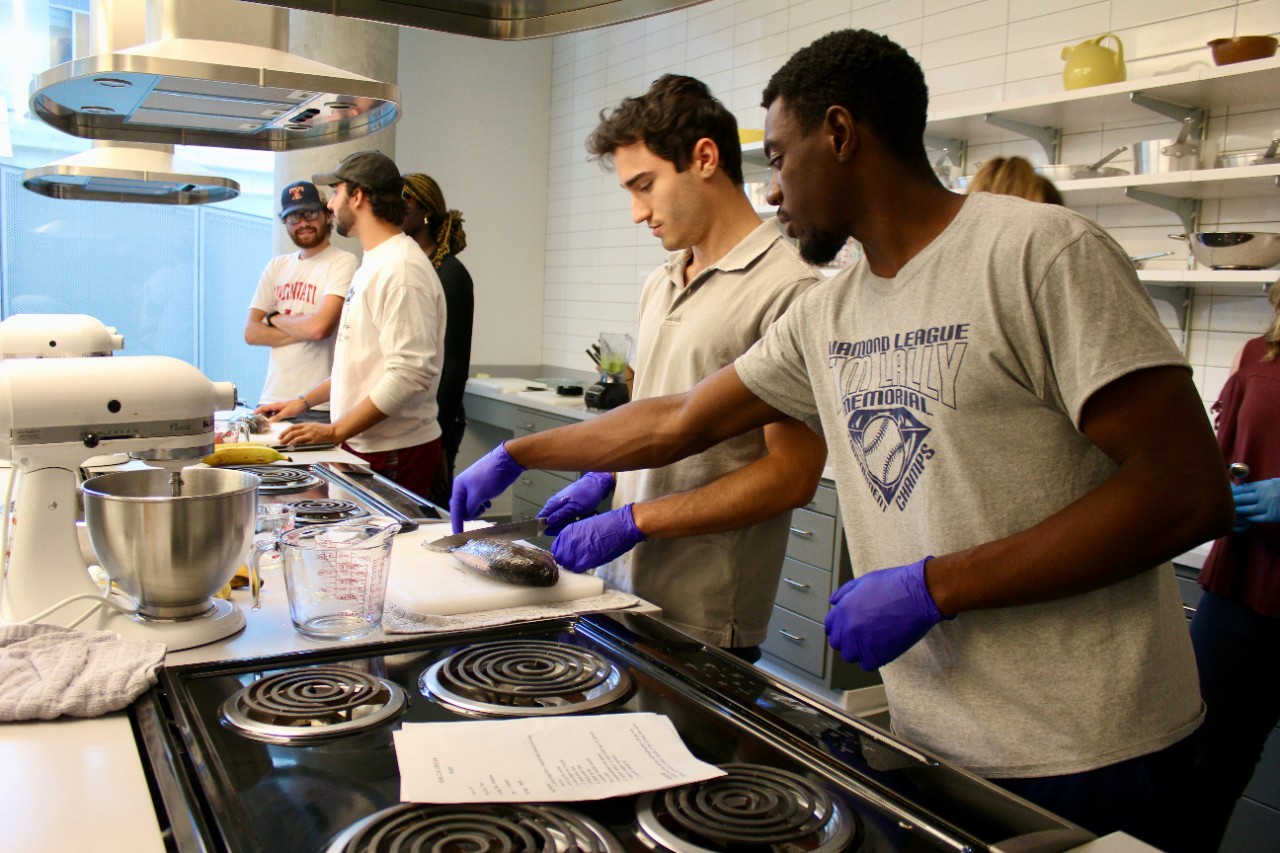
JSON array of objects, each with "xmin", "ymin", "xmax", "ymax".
[{"xmin": 402, "ymin": 173, "xmax": 474, "ymax": 505}]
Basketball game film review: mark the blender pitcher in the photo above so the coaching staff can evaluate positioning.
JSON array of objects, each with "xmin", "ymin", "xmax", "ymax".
[
  {"xmin": 585, "ymin": 332, "xmax": 633, "ymax": 411},
  {"xmin": 252, "ymin": 515, "xmax": 399, "ymax": 640}
]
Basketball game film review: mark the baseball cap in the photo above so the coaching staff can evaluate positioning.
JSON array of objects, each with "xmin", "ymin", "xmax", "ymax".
[
  {"xmin": 312, "ymin": 150, "xmax": 402, "ymax": 195},
  {"xmin": 279, "ymin": 181, "xmax": 323, "ymax": 220}
]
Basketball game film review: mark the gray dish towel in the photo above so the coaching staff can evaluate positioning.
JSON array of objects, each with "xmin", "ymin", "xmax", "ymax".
[{"xmin": 0, "ymin": 623, "xmax": 165, "ymax": 722}]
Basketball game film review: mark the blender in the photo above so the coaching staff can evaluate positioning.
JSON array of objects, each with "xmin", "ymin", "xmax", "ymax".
[{"xmin": 584, "ymin": 332, "xmax": 633, "ymax": 411}]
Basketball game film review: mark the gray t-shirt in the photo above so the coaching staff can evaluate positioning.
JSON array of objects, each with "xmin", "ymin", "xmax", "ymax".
[{"xmin": 737, "ymin": 192, "xmax": 1202, "ymax": 777}]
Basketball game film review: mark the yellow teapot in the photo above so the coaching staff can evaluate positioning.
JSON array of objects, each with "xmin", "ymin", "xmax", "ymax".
[{"xmin": 1062, "ymin": 33, "xmax": 1126, "ymax": 90}]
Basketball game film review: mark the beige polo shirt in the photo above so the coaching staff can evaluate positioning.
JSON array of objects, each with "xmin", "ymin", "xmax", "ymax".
[{"xmin": 600, "ymin": 218, "xmax": 820, "ymax": 647}]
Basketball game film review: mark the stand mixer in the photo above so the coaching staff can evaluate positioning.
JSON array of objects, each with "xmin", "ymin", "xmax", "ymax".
[
  {"xmin": 0, "ymin": 313, "xmax": 124, "ymax": 359},
  {"xmin": 0, "ymin": 355, "xmax": 243, "ymax": 650}
]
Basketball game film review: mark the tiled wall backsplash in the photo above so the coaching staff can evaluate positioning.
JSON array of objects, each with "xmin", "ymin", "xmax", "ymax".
[{"xmin": 543, "ymin": 0, "xmax": 1280, "ymax": 412}]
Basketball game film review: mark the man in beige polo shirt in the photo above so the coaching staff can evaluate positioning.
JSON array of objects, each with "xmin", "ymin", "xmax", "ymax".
[{"xmin": 530, "ymin": 75, "xmax": 826, "ymax": 660}]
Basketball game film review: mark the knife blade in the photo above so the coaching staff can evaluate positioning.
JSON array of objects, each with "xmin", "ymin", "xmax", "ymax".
[{"xmin": 425, "ymin": 518, "xmax": 546, "ymax": 551}]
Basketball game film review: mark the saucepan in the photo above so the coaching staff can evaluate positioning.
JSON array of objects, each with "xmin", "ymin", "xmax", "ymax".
[
  {"xmin": 1035, "ymin": 146, "xmax": 1129, "ymax": 181},
  {"xmin": 1215, "ymin": 138, "xmax": 1280, "ymax": 169},
  {"xmin": 1169, "ymin": 232, "xmax": 1280, "ymax": 270},
  {"xmin": 1134, "ymin": 118, "xmax": 1201, "ymax": 174}
]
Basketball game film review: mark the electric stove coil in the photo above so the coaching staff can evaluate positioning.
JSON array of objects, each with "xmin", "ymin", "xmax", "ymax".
[
  {"xmin": 635, "ymin": 764, "xmax": 858, "ymax": 852},
  {"xmin": 284, "ymin": 497, "xmax": 369, "ymax": 524},
  {"xmin": 421, "ymin": 639, "xmax": 632, "ymax": 716},
  {"xmin": 324, "ymin": 802, "xmax": 626, "ymax": 853},
  {"xmin": 221, "ymin": 665, "xmax": 408, "ymax": 744},
  {"xmin": 237, "ymin": 465, "xmax": 322, "ymax": 493}
]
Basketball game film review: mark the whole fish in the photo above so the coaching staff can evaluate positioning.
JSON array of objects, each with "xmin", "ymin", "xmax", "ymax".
[{"xmin": 450, "ymin": 539, "xmax": 560, "ymax": 587}]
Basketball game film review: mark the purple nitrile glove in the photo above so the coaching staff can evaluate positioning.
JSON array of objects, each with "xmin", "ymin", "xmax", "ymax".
[
  {"xmin": 1234, "ymin": 478, "xmax": 1280, "ymax": 525},
  {"xmin": 448, "ymin": 443, "xmax": 525, "ymax": 533},
  {"xmin": 823, "ymin": 557, "xmax": 949, "ymax": 670},
  {"xmin": 550, "ymin": 504, "xmax": 646, "ymax": 572},
  {"xmin": 539, "ymin": 472, "xmax": 615, "ymax": 534}
]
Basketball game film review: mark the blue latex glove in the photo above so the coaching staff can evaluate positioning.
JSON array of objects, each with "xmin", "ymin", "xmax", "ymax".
[
  {"xmin": 824, "ymin": 557, "xmax": 949, "ymax": 670},
  {"xmin": 1234, "ymin": 478, "xmax": 1280, "ymax": 524},
  {"xmin": 539, "ymin": 472, "xmax": 615, "ymax": 534},
  {"xmin": 1230, "ymin": 483, "xmax": 1252, "ymax": 533},
  {"xmin": 448, "ymin": 444, "xmax": 525, "ymax": 533},
  {"xmin": 550, "ymin": 504, "xmax": 646, "ymax": 572}
]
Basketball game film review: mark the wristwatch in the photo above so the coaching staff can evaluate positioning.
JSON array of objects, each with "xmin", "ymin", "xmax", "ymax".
[{"xmin": 264, "ymin": 310, "xmax": 281, "ymax": 327}]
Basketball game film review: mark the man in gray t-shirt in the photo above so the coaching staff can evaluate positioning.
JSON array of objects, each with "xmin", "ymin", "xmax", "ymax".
[{"xmin": 450, "ymin": 30, "xmax": 1232, "ymax": 849}]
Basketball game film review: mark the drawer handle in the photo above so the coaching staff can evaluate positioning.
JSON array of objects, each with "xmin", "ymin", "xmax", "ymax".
[
  {"xmin": 788, "ymin": 527, "xmax": 814, "ymax": 539},
  {"xmin": 519, "ymin": 476, "xmax": 533, "ymax": 484},
  {"xmin": 520, "ymin": 422, "xmax": 535, "ymax": 430},
  {"xmin": 777, "ymin": 629, "xmax": 805, "ymax": 643},
  {"xmin": 782, "ymin": 578, "xmax": 810, "ymax": 591}
]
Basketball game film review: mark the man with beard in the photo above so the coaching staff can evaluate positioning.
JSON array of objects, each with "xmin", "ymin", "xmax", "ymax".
[
  {"xmin": 245, "ymin": 181, "xmax": 356, "ymax": 422},
  {"xmin": 450, "ymin": 30, "xmax": 1233, "ymax": 849},
  {"xmin": 259, "ymin": 152, "xmax": 446, "ymax": 499}
]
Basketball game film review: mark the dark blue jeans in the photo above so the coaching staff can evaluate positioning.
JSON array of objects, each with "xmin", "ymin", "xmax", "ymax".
[
  {"xmin": 1188, "ymin": 591, "xmax": 1280, "ymax": 852},
  {"xmin": 990, "ymin": 735, "xmax": 1195, "ymax": 852}
]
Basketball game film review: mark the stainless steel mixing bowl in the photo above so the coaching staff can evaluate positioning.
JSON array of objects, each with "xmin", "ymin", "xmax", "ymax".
[
  {"xmin": 82, "ymin": 468, "xmax": 259, "ymax": 618},
  {"xmin": 1171, "ymin": 232, "xmax": 1280, "ymax": 270}
]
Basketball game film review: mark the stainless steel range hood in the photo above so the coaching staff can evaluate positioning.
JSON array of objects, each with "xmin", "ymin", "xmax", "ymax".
[
  {"xmin": 243, "ymin": 0, "xmax": 710, "ymax": 40},
  {"xmin": 22, "ymin": 142, "xmax": 240, "ymax": 204},
  {"xmin": 29, "ymin": 0, "xmax": 400, "ymax": 151},
  {"xmin": 23, "ymin": 0, "xmax": 240, "ymax": 204}
]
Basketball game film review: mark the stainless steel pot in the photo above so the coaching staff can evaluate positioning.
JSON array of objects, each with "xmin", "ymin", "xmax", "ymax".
[
  {"xmin": 1035, "ymin": 146, "xmax": 1129, "ymax": 181},
  {"xmin": 82, "ymin": 467, "xmax": 259, "ymax": 618},
  {"xmin": 1170, "ymin": 232, "xmax": 1280, "ymax": 270},
  {"xmin": 1215, "ymin": 138, "xmax": 1280, "ymax": 168},
  {"xmin": 1134, "ymin": 118, "xmax": 1201, "ymax": 173}
]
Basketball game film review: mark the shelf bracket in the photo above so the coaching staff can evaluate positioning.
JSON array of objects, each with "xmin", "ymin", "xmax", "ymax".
[
  {"xmin": 1143, "ymin": 284, "xmax": 1192, "ymax": 356},
  {"xmin": 1128, "ymin": 92, "xmax": 1206, "ymax": 140},
  {"xmin": 1124, "ymin": 188, "xmax": 1200, "ymax": 234},
  {"xmin": 923, "ymin": 135, "xmax": 966, "ymax": 169},
  {"xmin": 983, "ymin": 114, "xmax": 1060, "ymax": 163}
]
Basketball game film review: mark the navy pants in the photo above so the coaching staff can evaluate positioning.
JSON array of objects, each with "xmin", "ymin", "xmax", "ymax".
[
  {"xmin": 1188, "ymin": 590, "xmax": 1280, "ymax": 852},
  {"xmin": 990, "ymin": 735, "xmax": 1195, "ymax": 852}
]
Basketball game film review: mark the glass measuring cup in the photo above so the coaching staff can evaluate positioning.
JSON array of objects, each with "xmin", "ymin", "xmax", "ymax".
[{"xmin": 252, "ymin": 515, "xmax": 399, "ymax": 640}]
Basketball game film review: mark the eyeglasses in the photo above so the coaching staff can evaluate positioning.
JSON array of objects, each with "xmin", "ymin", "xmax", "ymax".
[{"xmin": 282, "ymin": 209, "xmax": 323, "ymax": 225}]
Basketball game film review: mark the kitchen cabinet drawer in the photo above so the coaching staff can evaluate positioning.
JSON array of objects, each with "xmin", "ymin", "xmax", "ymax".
[
  {"xmin": 799, "ymin": 484, "xmax": 838, "ymax": 517},
  {"xmin": 513, "ymin": 408, "xmax": 574, "ymax": 437},
  {"xmin": 463, "ymin": 392, "xmax": 518, "ymax": 431},
  {"xmin": 786, "ymin": 507, "xmax": 837, "ymax": 570},
  {"xmin": 1221, "ymin": 795, "xmax": 1280, "ymax": 853},
  {"xmin": 512, "ymin": 468, "xmax": 573, "ymax": 508},
  {"xmin": 762, "ymin": 607, "xmax": 826, "ymax": 680},
  {"xmin": 774, "ymin": 558, "xmax": 831, "ymax": 622}
]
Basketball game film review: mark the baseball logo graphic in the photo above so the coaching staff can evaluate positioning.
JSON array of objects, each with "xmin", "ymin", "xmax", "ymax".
[{"xmin": 860, "ymin": 414, "xmax": 907, "ymax": 485}]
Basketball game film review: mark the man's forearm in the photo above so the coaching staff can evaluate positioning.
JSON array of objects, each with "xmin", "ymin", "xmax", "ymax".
[
  {"xmin": 331, "ymin": 396, "xmax": 388, "ymax": 444},
  {"xmin": 631, "ymin": 419, "xmax": 826, "ymax": 539}
]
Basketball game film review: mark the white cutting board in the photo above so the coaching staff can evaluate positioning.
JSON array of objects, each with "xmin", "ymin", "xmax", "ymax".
[{"xmin": 386, "ymin": 522, "xmax": 604, "ymax": 615}]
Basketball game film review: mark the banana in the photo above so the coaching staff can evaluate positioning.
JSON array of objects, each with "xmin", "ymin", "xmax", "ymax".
[{"xmin": 203, "ymin": 443, "xmax": 290, "ymax": 467}]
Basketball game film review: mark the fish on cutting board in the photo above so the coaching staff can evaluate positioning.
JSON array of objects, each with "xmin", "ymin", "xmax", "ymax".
[{"xmin": 450, "ymin": 539, "xmax": 560, "ymax": 587}]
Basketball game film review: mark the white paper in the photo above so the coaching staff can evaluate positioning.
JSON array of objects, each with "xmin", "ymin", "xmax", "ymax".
[{"xmin": 394, "ymin": 712, "xmax": 725, "ymax": 803}]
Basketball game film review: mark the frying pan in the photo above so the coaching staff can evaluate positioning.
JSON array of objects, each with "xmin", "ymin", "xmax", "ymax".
[{"xmin": 1035, "ymin": 146, "xmax": 1129, "ymax": 181}]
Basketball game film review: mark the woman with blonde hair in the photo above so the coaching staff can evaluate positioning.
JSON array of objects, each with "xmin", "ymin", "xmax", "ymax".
[
  {"xmin": 402, "ymin": 172, "xmax": 474, "ymax": 504},
  {"xmin": 966, "ymin": 155, "xmax": 1064, "ymax": 205}
]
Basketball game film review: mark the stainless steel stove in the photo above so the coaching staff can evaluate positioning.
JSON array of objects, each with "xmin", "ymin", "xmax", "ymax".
[
  {"xmin": 131, "ymin": 613, "xmax": 1095, "ymax": 853},
  {"xmin": 241, "ymin": 461, "xmax": 442, "ymax": 532}
]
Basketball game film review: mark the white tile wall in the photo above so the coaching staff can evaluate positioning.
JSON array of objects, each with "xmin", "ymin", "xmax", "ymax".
[{"xmin": 541, "ymin": 0, "xmax": 1280, "ymax": 412}]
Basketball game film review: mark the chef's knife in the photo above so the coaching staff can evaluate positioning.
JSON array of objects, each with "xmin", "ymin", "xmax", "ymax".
[{"xmin": 425, "ymin": 518, "xmax": 546, "ymax": 551}]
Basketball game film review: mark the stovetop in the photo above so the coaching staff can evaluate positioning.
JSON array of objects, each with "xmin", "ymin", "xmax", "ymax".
[
  {"xmin": 242, "ymin": 461, "xmax": 442, "ymax": 532},
  {"xmin": 131, "ymin": 613, "xmax": 1094, "ymax": 853}
]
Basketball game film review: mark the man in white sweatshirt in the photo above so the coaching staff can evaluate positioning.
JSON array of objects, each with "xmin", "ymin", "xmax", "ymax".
[{"xmin": 258, "ymin": 151, "xmax": 446, "ymax": 500}]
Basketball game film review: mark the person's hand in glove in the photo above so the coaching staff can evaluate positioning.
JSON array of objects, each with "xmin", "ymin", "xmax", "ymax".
[
  {"xmin": 824, "ymin": 557, "xmax": 950, "ymax": 670},
  {"xmin": 1230, "ymin": 483, "xmax": 1252, "ymax": 533},
  {"xmin": 1234, "ymin": 478, "xmax": 1280, "ymax": 525},
  {"xmin": 539, "ymin": 472, "xmax": 615, "ymax": 534},
  {"xmin": 550, "ymin": 505, "xmax": 646, "ymax": 572},
  {"xmin": 448, "ymin": 444, "xmax": 525, "ymax": 533}
]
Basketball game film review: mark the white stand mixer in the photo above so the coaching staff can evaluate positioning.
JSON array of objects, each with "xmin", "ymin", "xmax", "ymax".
[
  {"xmin": 0, "ymin": 355, "xmax": 243, "ymax": 650},
  {"xmin": 0, "ymin": 313, "xmax": 125, "ymax": 359}
]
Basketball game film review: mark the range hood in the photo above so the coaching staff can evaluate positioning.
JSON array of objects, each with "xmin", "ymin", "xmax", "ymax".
[
  {"xmin": 22, "ymin": 142, "xmax": 239, "ymax": 204},
  {"xmin": 29, "ymin": 0, "xmax": 400, "ymax": 151},
  {"xmin": 243, "ymin": 0, "xmax": 710, "ymax": 40},
  {"xmin": 23, "ymin": 0, "xmax": 240, "ymax": 204}
]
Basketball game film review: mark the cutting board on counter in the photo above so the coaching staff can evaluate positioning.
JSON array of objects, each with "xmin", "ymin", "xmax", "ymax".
[{"xmin": 386, "ymin": 522, "xmax": 604, "ymax": 615}]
